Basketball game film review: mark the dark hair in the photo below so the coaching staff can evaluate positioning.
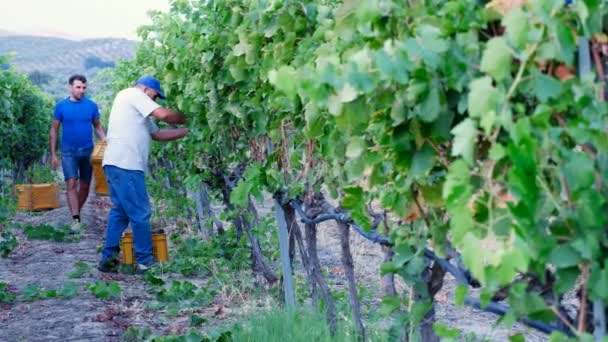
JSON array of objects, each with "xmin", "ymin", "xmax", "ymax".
[{"xmin": 68, "ymin": 74, "xmax": 87, "ymax": 85}]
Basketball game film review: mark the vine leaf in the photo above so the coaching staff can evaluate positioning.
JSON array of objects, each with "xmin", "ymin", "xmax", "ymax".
[
  {"xmin": 503, "ymin": 8, "xmax": 529, "ymax": 50},
  {"xmin": 532, "ymin": 72, "xmax": 562, "ymax": 101},
  {"xmin": 480, "ymin": 37, "xmax": 512, "ymax": 81},
  {"xmin": 450, "ymin": 118, "xmax": 477, "ymax": 165}
]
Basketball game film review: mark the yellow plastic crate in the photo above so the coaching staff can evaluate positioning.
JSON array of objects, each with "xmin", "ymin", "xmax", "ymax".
[
  {"xmin": 14, "ymin": 183, "xmax": 60, "ymax": 211},
  {"xmin": 120, "ymin": 231, "xmax": 169, "ymax": 265}
]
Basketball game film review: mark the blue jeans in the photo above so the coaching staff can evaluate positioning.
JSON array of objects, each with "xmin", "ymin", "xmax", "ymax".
[
  {"xmin": 100, "ymin": 165, "xmax": 153, "ymax": 265},
  {"xmin": 61, "ymin": 147, "xmax": 93, "ymax": 182}
]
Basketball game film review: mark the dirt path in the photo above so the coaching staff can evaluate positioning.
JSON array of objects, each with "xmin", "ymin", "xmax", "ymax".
[
  {"xmin": 312, "ymin": 222, "xmax": 549, "ymax": 341},
  {"xmin": 0, "ymin": 192, "xmax": 145, "ymax": 341},
  {"xmin": 1, "ymin": 189, "xmax": 552, "ymax": 341}
]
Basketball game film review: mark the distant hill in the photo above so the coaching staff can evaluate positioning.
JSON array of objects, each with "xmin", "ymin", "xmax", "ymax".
[
  {"xmin": 0, "ymin": 35, "xmax": 136, "ymax": 73},
  {"xmin": 0, "ymin": 34, "xmax": 137, "ymax": 100}
]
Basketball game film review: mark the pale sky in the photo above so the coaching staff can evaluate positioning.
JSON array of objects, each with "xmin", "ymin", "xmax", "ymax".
[{"xmin": 0, "ymin": 0, "xmax": 170, "ymax": 40}]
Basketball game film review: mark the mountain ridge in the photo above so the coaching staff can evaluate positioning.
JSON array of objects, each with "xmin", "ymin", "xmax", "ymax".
[
  {"xmin": 0, "ymin": 34, "xmax": 137, "ymax": 73},
  {"xmin": 0, "ymin": 34, "xmax": 137, "ymax": 100}
]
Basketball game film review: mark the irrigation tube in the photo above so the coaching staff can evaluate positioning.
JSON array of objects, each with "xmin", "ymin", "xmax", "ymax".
[
  {"xmin": 289, "ymin": 200, "xmax": 349, "ymax": 225},
  {"xmin": 423, "ymin": 250, "xmax": 574, "ymax": 337},
  {"xmin": 463, "ymin": 297, "xmax": 571, "ymax": 336},
  {"xmin": 288, "ymin": 199, "xmax": 575, "ymax": 337}
]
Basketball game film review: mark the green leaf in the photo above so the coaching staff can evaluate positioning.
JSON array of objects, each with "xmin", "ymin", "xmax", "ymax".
[
  {"xmin": 0, "ymin": 282, "xmax": 16, "ymax": 303},
  {"xmin": 89, "ymin": 281, "xmax": 121, "ymax": 299},
  {"xmin": 589, "ymin": 263, "xmax": 608, "ymax": 301},
  {"xmin": 405, "ymin": 256, "xmax": 427, "ymax": 277},
  {"xmin": 59, "ymin": 282, "xmax": 79, "ymax": 299},
  {"xmin": 44, "ymin": 290, "xmax": 58, "ymax": 298},
  {"xmin": 454, "ymin": 284, "xmax": 468, "ymax": 306},
  {"xmin": 554, "ymin": 21, "xmax": 577, "ymax": 66},
  {"xmin": 379, "ymin": 295, "xmax": 401, "ymax": 315},
  {"xmin": 392, "ymin": 244, "xmax": 415, "ymax": 267},
  {"xmin": 232, "ymin": 40, "xmax": 250, "ymax": 57},
  {"xmin": 461, "ymin": 234, "xmax": 486, "ymax": 284},
  {"xmin": 336, "ymin": 83, "xmax": 358, "ymax": 103},
  {"xmin": 532, "ymin": 72, "xmax": 562, "ymax": 101},
  {"xmin": 373, "ymin": 47, "xmax": 409, "ymax": 84},
  {"xmin": 468, "ymin": 77, "xmax": 499, "ymax": 119},
  {"xmin": 418, "ymin": 25, "xmax": 449, "ymax": 53},
  {"xmin": 327, "ymin": 94, "xmax": 342, "ymax": 116},
  {"xmin": 143, "ymin": 273, "xmax": 166, "ymax": 286},
  {"xmin": 68, "ymin": 261, "xmax": 93, "ymax": 279},
  {"xmin": 268, "ymin": 66, "xmax": 298, "ymax": 98},
  {"xmin": 480, "ymin": 108, "xmax": 496, "ymax": 136},
  {"xmin": 550, "ymin": 245, "xmax": 581, "ymax": 268},
  {"xmin": 480, "ymin": 37, "xmax": 512, "ymax": 81},
  {"xmin": 410, "ymin": 300, "xmax": 433, "ymax": 323},
  {"xmin": 379, "ymin": 190, "xmax": 408, "ymax": 218},
  {"xmin": 304, "ymin": 103, "xmax": 324, "ymax": 137},
  {"xmin": 503, "ymin": 8, "xmax": 529, "ymax": 49},
  {"xmin": 433, "ymin": 323, "xmax": 460, "ymax": 340},
  {"xmin": 571, "ymin": 235, "xmax": 599, "ymax": 261},
  {"xmin": 409, "ymin": 144, "xmax": 436, "ymax": 179},
  {"xmin": 450, "ymin": 118, "xmax": 477, "ymax": 165},
  {"xmin": 230, "ymin": 180, "xmax": 250, "ymax": 208},
  {"xmin": 380, "ymin": 261, "xmax": 400, "ymax": 275},
  {"xmin": 342, "ymin": 186, "xmax": 364, "ymax": 210},
  {"xmin": 498, "ymin": 312, "xmax": 517, "ymax": 329},
  {"xmin": 190, "ymin": 314, "xmax": 207, "ymax": 327},
  {"xmin": 578, "ymin": 333, "xmax": 596, "ymax": 342},
  {"xmin": 390, "ymin": 96, "xmax": 407, "ymax": 126},
  {"xmin": 228, "ymin": 64, "xmax": 245, "ymax": 82},
  {"xmin": 555, "ymin": 267, "xmax": 580, "ymax": 295},
  {"xmin": 489, "ymin": 144, "xmax": 506, "ymax": 161},
  {"xmin": 341, "ymin": 98, "xmax": 371, "ymax": 134},
  {"xmin": 21, "ymin": 283, "xmax": 43, "ymax": 301},
  {"xmin": 417, "ymin": 86, "xmax": 441, "ymax": 123},
  {"xmin": 577, "ymin": 191, "xmax": 606, "ymax": 229},
  {"xmin": 563, "ymin": 152, "xmax": 595, "ymax": 194},
  {"xmin": 509, "ymin": 333, "xmax": 525, "ymax": 342},
  {"xmin": 345, "ymin": 137, "xmax": 367, "ymax": 159}
]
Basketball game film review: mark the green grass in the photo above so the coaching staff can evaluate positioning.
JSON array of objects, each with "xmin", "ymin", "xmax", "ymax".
[
  {"xmin": 229, "ymin": 306, "xmax": 387, "ymax": 342},
  {"xmin": 23, "ymin": 223, "xmax": 78, "ymax": 242},
  {"xmin": 120, "ymin": 305, "xmax": 392, "ymax": 341}
]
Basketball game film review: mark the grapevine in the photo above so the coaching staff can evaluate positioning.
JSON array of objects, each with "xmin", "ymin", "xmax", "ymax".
[{"xmin": 99, "ymin": 0, "xmax": 608, "ymax": 340}]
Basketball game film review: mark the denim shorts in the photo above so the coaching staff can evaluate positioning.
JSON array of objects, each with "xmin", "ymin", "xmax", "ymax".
[{"xmin": 61, "ymin": 147, "xmax": 93, "ymax": 182}]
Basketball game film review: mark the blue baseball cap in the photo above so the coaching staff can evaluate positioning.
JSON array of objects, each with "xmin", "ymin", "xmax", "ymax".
[{"xmin": 136, "ymin": 75, "xmax": 166, "ymax": 99}]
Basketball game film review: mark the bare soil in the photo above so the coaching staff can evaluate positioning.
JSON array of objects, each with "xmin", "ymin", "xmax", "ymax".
[
  {"xmin": 1, "ymin": 189, "xmax": 551, "ymax": 341},
  {"xmin": 313, "ymin": 222, "xmax": 549, "ymax": 341}
]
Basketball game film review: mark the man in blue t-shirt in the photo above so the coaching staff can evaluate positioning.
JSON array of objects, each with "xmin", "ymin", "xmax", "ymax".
[{"xmin": 49, "ymin": 75, "xmax": 106, "ymax": 229}]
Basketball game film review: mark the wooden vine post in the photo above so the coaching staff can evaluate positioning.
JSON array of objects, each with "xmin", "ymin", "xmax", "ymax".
[{"xmin": 274, "ymin": 197, "xmax": 296, "ymax": 309}]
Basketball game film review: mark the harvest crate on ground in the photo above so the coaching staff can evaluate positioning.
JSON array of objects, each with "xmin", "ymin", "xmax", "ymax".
[{"xmin": 14, "ymin": 183, "xmax": 60, "ymax": 211}]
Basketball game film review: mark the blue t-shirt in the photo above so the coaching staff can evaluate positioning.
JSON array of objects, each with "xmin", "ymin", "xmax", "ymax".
[{"xmin": 53, "ymin": 97, "xmax": 100, "ymax": 151}]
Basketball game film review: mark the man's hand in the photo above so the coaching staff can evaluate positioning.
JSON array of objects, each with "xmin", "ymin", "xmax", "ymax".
[{"xmin": 50, "ymin": 154, "xmax": 59, "ymax": 170}]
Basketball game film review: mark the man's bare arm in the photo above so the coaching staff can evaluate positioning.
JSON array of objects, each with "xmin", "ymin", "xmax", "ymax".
[
  {"xmin": 151, "ymin": 128, "xmax": 189, "ymax": 141},
  {"xmin": 93, "ymin": 119, "xmax": 106, "ymax": 141},
  {"xmin": 150, "ymin": 108, "xmax": 187, "ymax": 125},
  {"xmin": 49, "ymin": 120, "xmax": 61, "ymax": 170}
]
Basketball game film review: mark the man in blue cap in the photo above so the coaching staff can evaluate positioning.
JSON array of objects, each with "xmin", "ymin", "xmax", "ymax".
[{"xmin": 99, "ymin": 75, "xmax": 189, "ymax": 273}]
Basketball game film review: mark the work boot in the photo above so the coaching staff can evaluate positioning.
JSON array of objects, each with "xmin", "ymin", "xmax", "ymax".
[
  {"xmin": 70, "ymin": 219, "xmax": 83, "ymax": 233},
  {"xmin": 135, "ymin": 259, "xmax": 160, "ymax": 275},
  {"xmin": 98, "ymin": 257, "xmax": 119, "ymax": 273}
]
